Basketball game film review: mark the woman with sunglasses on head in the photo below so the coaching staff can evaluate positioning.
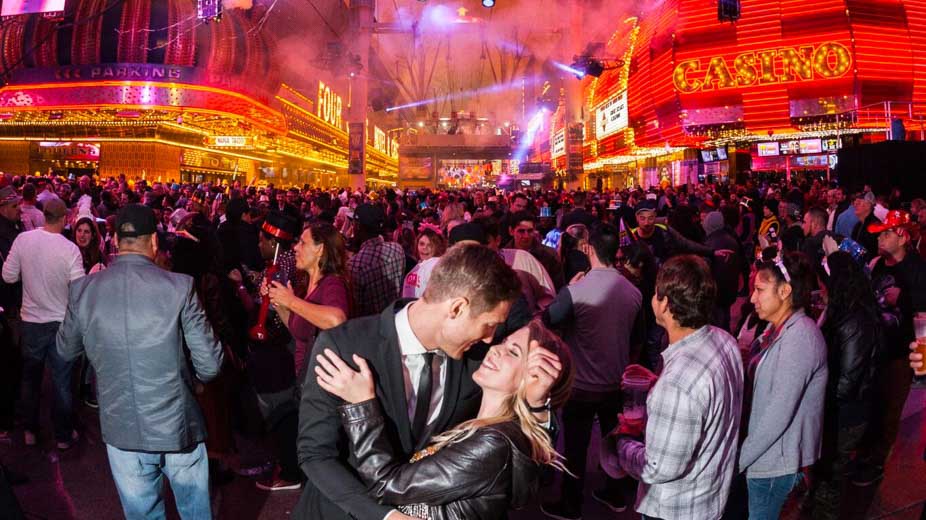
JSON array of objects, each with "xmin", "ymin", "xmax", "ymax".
[
  {"xmin": 738, "ymin": 251, "xmax": 828, "ymax": 520},
  {"xmin": 315, "ymin": 319, "xmax": 574, "ymax": 520}
]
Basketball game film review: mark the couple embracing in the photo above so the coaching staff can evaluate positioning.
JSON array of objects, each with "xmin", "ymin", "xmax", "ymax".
[{"xmin": 294, "ymin": 243, "xmax": 574, "ymax": 520}]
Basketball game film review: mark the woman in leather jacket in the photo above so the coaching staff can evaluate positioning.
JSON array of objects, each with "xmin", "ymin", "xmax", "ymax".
[
  {"xmin": 811, "ymin": 251, "xmax": 883, "ymax": 520},
  {"xmin": 316, "ymin": 320, "xmax": 574, "ymax": 520}
]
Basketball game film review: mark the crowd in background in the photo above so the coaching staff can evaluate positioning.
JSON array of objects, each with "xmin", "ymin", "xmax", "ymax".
[{"xmin": 0, "ymin": 169, "xmax": 924, "ymax": 520}]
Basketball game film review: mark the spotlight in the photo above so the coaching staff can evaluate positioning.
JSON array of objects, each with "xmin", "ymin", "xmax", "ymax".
[
  {"xmin": 562, "ymin": 56, "xmax": 605, "ymax": 78},
  {"xmin": 584, "ymin": 60, "xmax": 604, "ymax": 77},
  {"xmin": 482, "ymin": 0, "xmax": 495, "ymax": 7},
  {"xmin": 718, "ymin": 0, "xmax": 741, "ymax": 22}
]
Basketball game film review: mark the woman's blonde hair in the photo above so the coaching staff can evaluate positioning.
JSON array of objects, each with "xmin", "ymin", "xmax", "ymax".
[{"xmin": 429, "ymin": 319, "xmax": 574, "ymax": 470}]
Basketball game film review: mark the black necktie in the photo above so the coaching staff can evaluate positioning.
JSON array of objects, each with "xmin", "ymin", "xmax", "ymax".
[{"xmin": 412, "ymin": 352, "xmax": 436, "ymax": 443}]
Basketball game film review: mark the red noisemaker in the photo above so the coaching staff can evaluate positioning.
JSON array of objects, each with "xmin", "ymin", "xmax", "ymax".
[{"xmin": 249, "ymin": 221, "xmax": 294, "ymax": 342}]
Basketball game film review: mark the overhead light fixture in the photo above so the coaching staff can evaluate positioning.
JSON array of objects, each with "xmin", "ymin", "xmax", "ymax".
[
  {"xmin": 718, "ymin": 0, "xmax": 741, "ymax": 22},
  {"xmin": 482, "ymin": 0, "xmax": 495, "ymax": 7}
]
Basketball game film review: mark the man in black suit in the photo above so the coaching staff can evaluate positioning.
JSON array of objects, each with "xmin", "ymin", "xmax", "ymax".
[{"xmin": 294, "ymin": 244, "xmax": 563, "ymax": 520}]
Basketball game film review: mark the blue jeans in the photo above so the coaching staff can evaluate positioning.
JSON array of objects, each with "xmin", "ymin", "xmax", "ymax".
[
  {"xmin": 106, "ymin": 442, "xmax": 211, "ymax": 519},
  {"xmin": 747, "ymin": 473, "xmax": 801, "ymax": 520},
  {"xmin": 20, "ymin": 321, "xmax": 74, "ymax": 442}
]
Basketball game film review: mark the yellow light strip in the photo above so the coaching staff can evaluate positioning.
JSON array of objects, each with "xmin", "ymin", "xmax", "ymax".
[
  {"xmin": 0, "ymin": 83, "xmax": 287, "ymax": 133},
  {"xmin": 279, "ymin": 83, "xmax": 315, "ymax": 106},
  {"xmin": 0, "ymin": 136, "xmax": 273, "ymax": 163},
  {"xmin": 276, "ymin": 97, "xmax": 348, "ymax": 137}
]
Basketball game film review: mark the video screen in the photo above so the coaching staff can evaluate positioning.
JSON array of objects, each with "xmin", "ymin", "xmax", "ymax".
[
  {"xmin": 1, "ymin": 0, "xmax": 66, "ymax": 16},
  {"xmin": 757, "ymin": 142, "xmax": 779, "ymax": 156}
]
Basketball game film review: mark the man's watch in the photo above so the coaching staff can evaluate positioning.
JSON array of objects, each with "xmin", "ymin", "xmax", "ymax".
[{"xmin": 527, "ymin": 397, "xmax": 551, "ymax": 413}]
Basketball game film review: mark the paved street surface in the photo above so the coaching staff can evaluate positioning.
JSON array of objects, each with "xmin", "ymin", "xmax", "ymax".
[{"xmin": 4, "ymin": 383, "xmax": 924, "ymax": 519}]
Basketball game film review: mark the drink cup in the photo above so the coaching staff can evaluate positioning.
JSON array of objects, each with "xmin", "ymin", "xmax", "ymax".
[
  {"xmin": 622, "ymin": 374, "xmax": 650, "ymax": 424},
  {"xmin": 914, "ymin": 313, "xmax": 926, "ymax": 359}
]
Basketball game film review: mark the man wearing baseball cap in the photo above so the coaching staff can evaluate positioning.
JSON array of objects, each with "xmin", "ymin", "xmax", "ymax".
[
  {"xmin": 632, "ymin": 200, "xmax": 727, "ymax": 265},
  {"xmin": 852, "ymin": 209, "xmax": 926, "ymax": 486},
  {"xmin": 57, "ymin": 204, "xmax": 223, "ymax": 517}
]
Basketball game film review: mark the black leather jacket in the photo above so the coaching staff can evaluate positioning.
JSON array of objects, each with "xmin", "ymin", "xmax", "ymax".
[
  {"xmin": 821, "ymin": 307, "xmax": 883, "ymax": 426},
  {"xmin": 340, "ymin": 400, "xmax": 540, "ymax": 520}
]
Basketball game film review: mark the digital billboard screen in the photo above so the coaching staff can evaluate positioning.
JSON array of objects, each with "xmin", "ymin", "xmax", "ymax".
[
  {"xmin": 1, "ymin": 0, "xmax": 66, "ymax": 16},
  {"xmin": 757, "ymin": 142, "xmax": 780, "ymax": 157}
]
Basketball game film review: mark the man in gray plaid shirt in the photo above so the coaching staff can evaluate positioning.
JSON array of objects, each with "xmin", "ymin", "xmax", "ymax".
[
  {"xmin": 348, "ymin": 203, "xmax": 405, "ymax": 317},
  {"xmin": 613, "ymin": 255, "xmax": 743, "ymax": 520}
]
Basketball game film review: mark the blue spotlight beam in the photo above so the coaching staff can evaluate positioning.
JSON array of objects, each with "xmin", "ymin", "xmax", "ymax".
[
  {"xmin": 385, "ymin": 77, "xmax": 541, "ymax": 112},
  {"xmin": 512, "ymin": 108, "xmax": 547, "ymax": 163},
  {"xmin": 552, "ymin": 61, "xmax": 586, "ymax": 78}
]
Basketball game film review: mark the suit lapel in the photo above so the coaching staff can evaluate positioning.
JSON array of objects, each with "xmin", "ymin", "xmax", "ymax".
[{"xmin": 376, "ymin": 302, "xmax": 415, "ymax": 455}]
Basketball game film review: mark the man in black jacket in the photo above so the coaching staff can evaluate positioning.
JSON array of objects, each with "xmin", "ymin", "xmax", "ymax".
[
  {"xmin": 294, "ymin": 244, "xmax": 563, "ymax": 520},
  {"xmin": 57, "ymin": 204, "xmax": 223, "ymax": 519},
  {"xmin": 802, "ymin": 207, "xmax": 828, "ymax": 272},
  {"xmin": 851, "ymin": 192, "xmax": 881, "ymax": 262},
  {"xmin": 703, "ymin": 211, "xmax": 741, "ymax": 331},
  {"xmin": 0, "ymin": 186, "xmax": 21, "ymax": 440}
]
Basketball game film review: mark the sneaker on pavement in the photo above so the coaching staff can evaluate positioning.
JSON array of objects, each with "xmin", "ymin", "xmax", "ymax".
[
  {"xmin": 851, "ymin": 464, "xmax": 884, "ymax": 487},
  {"xmin": 592, "ymin": 489, "xmax": 627, "ymax": 512},
  {"xmin": 23, "ymin": 431, "xmax": 36, "ymax": 447},
  {"xmin": 56, "ymin": 430, "xmax": 79, "ymax": 451},
  {"xmin": 256, "ymin": 466, "xmax": 301, "ymax": 492},
  {"xmin": 540, "ymin": 501, "xmax": 582, "ymax": 520},
  {"xmin": 255, "ymin": 476, "xmax": 301, "ymax": 492}
]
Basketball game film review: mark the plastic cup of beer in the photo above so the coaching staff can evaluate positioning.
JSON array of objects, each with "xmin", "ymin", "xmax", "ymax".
[
  {"xmin": 622, "ymin": 374, "xmax": 650, "ymax": 424},
  {"xmin": 915, "ymin": 312, "xmax": 926, "ymax": 359}
]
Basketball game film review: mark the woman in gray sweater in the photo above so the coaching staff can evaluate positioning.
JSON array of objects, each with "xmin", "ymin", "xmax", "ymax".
[{"xmin": 740, "ymin": 251, "xmax": 828, "ymax": 520}]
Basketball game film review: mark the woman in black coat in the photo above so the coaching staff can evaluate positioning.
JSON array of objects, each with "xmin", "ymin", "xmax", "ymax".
[{"xmin": 811, "ymin": 251, "xmax": 884, "ymax": 520}]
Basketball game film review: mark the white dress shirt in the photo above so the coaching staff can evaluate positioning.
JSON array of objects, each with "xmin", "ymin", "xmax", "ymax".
[
  {"xmin": 395, "ymin": 303, "xmax": 446, "ymax": 427},
  {"xmin": 383, "ymin": 304, "xmax": 447, "ymax": 520}
]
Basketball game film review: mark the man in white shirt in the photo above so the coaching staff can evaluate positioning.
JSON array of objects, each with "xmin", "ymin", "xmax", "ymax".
[{"xmin": 2, "ymin": 198, "xmax": 84, "ymax": 450}]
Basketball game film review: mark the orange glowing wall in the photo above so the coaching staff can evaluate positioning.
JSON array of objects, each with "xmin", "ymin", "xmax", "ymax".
[{"xmin": 587, "ymin": 0, "xmax": 926, "ymax": 153}]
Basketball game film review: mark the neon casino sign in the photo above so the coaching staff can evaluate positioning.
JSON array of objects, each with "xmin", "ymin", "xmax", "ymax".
[{"xmin": 673, "ymin": 42, "xmax": 852, "ymax": 93}]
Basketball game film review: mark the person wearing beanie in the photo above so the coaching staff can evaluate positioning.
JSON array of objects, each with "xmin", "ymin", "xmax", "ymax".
[
  {"xmin": 778, "ymin": 202, "xmax": 805, "ymax": 254},
  {"xmin": 703, "ymin": 211, "xmax": 742, "ymax": 331}
]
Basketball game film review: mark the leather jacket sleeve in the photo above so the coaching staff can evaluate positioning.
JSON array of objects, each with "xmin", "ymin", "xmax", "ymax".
[
  {"xmin": 339, "ymin": 400, "xmax": 515, "ymax": 506},
  {"xmin": 831, "ymin": 314, "xmax": 879, "ymax": 404}
]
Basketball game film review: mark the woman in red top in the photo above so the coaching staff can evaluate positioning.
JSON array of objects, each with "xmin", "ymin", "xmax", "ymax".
[
  {"xmin": 258, "ymin": 222, "xmax": 351, "ymax": 491},
  {"xmin": 269, "ymin": 221, "xmax": 351, "ymax": 381}
]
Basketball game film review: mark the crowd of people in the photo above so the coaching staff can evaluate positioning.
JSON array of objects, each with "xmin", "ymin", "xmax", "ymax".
[{"xmin": 0, "ymin": 170, "xmax": 924, "ymax": 520}]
